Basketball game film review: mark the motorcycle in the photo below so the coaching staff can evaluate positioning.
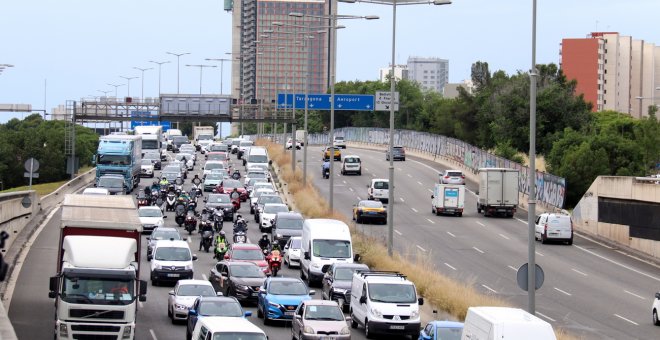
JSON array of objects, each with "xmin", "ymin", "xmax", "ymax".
[
  {"xmin": 200, "ymin": 220, "xmax": 214, "ymax": 253},
  {"xmin": 192, "ymin": 182, "xmax": 203, "ymax": 198},
  {"xmin": 136, "ymin": 192, "xmax": 149, "ymax": 208},
  {"xmin": 174, "ymin": 178, "xmax": 184, "ymax": 193},
  {"xmin": 151, "ymin": 191, "xmax": 161, "ymax": 206},
  {"xmin": 323, "ymin": 166, "xmax": 330, "ymax": 179},
  {"xmin": 213, "ymin": 208, "xmax": 224, "ymax": 232},
  {"xmin": 233, "ymin": 230, "xmax": 247, "ymax": 243},
  {"xmin": 165, "ymin": 193, "xmax": 177, "ymax": 211},
  {"xmin": 214, "ymin": 241, "xmax": 228, "ymax": 260},
  {"xmin": 174, "ymin": 204, "xmax": 186, "ymax": 227},
  {"xmin": 185, "ymin": 211, "xmax": 197, "ymax": 235},
  {"xmin": 266, "ymin": 248, "xmax": 282, "ymax": 277},
  {"xmin": 187, "ymin": 196, "xmax": 198, "ymax": 213},
  {"xmin": 231, "ymin": 170, "xmax": 241, "ymax": 180}
]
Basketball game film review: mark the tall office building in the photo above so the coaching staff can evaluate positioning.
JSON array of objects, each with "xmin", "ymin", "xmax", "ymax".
[
  {"xmin": 561, "ymin": 32, "xmax": 660, "ymax": 118},
  {"xmin": 406, "ymin": 57, "xmax": 449, "ymax": 93},
  {"xmin": 378, "ymin": 64, "xmax": 408, "ymax": 83},
  {"xmin": 228, "ymin": 0, "xmax": 335, "ymax": 105}
]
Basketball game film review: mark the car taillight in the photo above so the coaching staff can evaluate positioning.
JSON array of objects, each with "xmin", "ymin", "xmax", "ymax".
[
  {"xmin": 444, "ymin": 176, "xmax": 449, "ymax": 179},
  {"xmin": 461, "ymin": 175, "xmax": 465, "ymax": 179}
]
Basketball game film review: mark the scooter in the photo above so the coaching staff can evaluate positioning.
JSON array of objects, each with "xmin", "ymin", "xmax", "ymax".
[
  {"xmin": 231, "ymin": 170, "xmax": 241, "ymax": 180},
  {"xmin": 323, "ymin": 166, "xmax": 330, "ymax": 179},
  {"xmin": 214, "ymin": 241, "xmax": 228, "ymax": 260},
  {"xmin": 213, "ymin": 208, "xmax": 224, "ymax": 232},
  {"xmin": 233, "ymin": 230, "xmax": 247, "ymax": 243},
  {"xmin": 174, "ymin": 204, "xmax": 186, "ymax": 227},
  {"xmin": 199, "ymin": 221, "xmax": 214, "ymax": 253},
  {"xmin": 136, "ymin": 192, "xmax": 149, "ymax": 208},
  {"xmin": 165, "ymin": 193, "xmax": 177, "ymax": 212},
  {"xmin": 192, "ymin": 183, "xmax": 203, "ymax": 198},
  {"xmin": 185, "ymin": 211, "xmax": 197, "ymax": 235}
]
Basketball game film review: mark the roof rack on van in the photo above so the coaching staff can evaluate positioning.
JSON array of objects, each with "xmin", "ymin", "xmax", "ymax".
[{"xmin": 357, "ymin": 271, "xmax": 407, "ymax": 279}]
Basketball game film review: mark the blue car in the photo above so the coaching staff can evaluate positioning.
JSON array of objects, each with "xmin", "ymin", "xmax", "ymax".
[
  {"xmin": 419, "ymin": 320, "xmax": 464, "ymax": 340},
  {"xmin": 257, "ymin": 277, "xmax": 315, "ymax": 325}
]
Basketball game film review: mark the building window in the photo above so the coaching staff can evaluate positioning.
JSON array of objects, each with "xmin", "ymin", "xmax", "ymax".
[{"xmin": 423, "ymin": 70, "xmax": 428, "ymax": 73}]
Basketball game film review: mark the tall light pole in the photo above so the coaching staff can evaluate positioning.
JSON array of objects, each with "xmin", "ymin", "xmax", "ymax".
[
  {"xmin": 186, "ymin": 64, "xmax": 217, "ymax": 95},
  {"xmin": 340, "ymin": 0, "xmax": 450, "ymax": 256},
  {"xmin": 97, "ymin": 89, "xmax": 112, "ymax": 98},
  {"xmin": 527, "ymin": 0, "xmax": 538, "ymax": 315},
  {"xmin": 290, "ymin": 11, "xmax": 379, "ymax": 213},
  {"xmin": 107, "ymin": 83, "xmax": 125, "ymax": 98},
  {"xmin": 149, "ymin": 60, "xmax": 170, "ymax": 96},
  {"xmin": 120, "ymin": 76, "xmax": 138, "ymax": 98},
  {"xmin": 205, "ymin": 58, "xmax": 231, "ymax": 94},
  {"xmin": 133, "ymin": 67, "xmax": 153, "ymax": 100},
  {"xmin": 166, "ymin": 51, "xmax": 190, "ymax": 94}
]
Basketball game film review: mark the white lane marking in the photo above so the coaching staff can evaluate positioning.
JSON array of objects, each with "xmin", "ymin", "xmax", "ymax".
[
  {"xmin": 476, "ymin": 221, "xmax": 486, "ymax": 227},
  {"xmin": 614, "ymin": 314, "xmax": 639, "ymax": 326},
  {"xmin": 515, "ymin": 217, "xmax": 527, "ymax": 224},
  {"xmin": 417, "ymin": 181, "xmax": 423, "ymax": 185},
  {"xmin": 481, "ymin": 284, "xmax": 497, "ymax": 293},
  {"xmin": 394, "ymin": 229, "xmax": 402, "ymax": 236},
  {"xmin": 411, "ymin": 207, "xmax": 418, "ymax": 213},
  {"xmin": 342, "ymin": 180, "xmax": 347, "ymax": 184},
  {"xmin": 446, "ymin": 231, "xmax": 456, "ymax": 238},
  {"xmin": 553, "ymin": 287, "xmax": 572, "ymax": 296},
  {"xmin": 202, "ymin": 274, "xmax": 208, "ymax": 281},
  {"xmin": 535, "ymin": 251, "xmax": 544, "ymax": 257},
  {"xmin": 399, "ymin": 197, "xmax": 405, "ymax": 202},
  {"xmin": 473, "ymin": 247, "xmax": 484, "ymax": 254},
  {"xmin": 575, "ymin": 233, "xmax": 613, "ymax": 249},
  {"xmin": 427, "ymin": 188, "xmax": 433, "ymax": 193},
  {"xmin": 537, "ymin": 312, "xmax": 556, "ymax": 322},
  {"xmin": 426, "ymin": 218, "xmax": 435, "ymax": 224},
  {"xmin": 508, "ymin": 265, "xmax": 518, "ymax": 271},
  {"xmin": 407, "ymin": 173, "xmax": 412, "ymax": 178},
  {"xmin": 187, "ymin": 237, "xmax": 192, "ymax": 243},
  {"xmin": 572, "ymin": 268, "xmax": 588, "ymax": 276},
  {"xmin": 624, "ymin": 290, "xmax": 646, "ymax": 300},
  {"xmin": 150, "ymin": 329, "xmax": 158, "ymax": 340},
  {"xmin": 574, "ymin": 245, "xmax": 660, "ymax": 282},
  {"xmin": 499, "ymin": 233, "xmax": 510, "ymax": 240},
  {"xmin": 349, "ymin": 187, "xmax": 354, "ymax": 192},
  {"xmin": 356, "ymin": 196, "xmax": 361, "ymax": 200},
  {"xmin": 444, "ymin": 263, "xmax": 457, "ymax": 270},
  {"xmin": 416, "ymin": 245, "xmax": 427, "ymax": 252},
  {"xmin": 371, "ymin": 173, "xmax": 376, "ymax": 177}
]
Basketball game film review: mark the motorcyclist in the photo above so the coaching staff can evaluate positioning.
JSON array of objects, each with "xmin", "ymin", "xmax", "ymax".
[
  {"xmin": 144, "ymin": 185, "xmax": 152, "ymax": 197},
  {"xmin": 192, "ymin": 174, "xmax": 202, "ymax": 186},
  {"xmin": 198, "ymin": 221, "xmax": 214, "ymax": 251},
  {"xmin": 179, "ymin": 190, "xmax": 191, "ymax": 202},
  {"xmin": 233, "ymin": 215, "xmax": 247, "ymax": 233},
  {"xmin": 174, "ymin": 197, "xmax": 187, "ymax": 212},
  {"xmin": 214, "ymin": 231, "xmax": 229, "ymax": 259},
  {"xmin": 159, "ymin": 177, "xmax": 169, "ymax": 187},
  {"xmin": 213, "ymin": 206, "xmax": 224, "ymax": 230},
  {"xmin": 258, "ymin": 233, "xmax": 271, "ymax": 252},
  {"xmin": 230, "ymin": 187, "xmax": 240, "ymax": 201},
  {"xmin": 150, "ymin": 181, "xmax": 160, "ymax": 193},
  {"xmin": 322, "ymin": 159, "xmax": 330, "ymax": 171}
]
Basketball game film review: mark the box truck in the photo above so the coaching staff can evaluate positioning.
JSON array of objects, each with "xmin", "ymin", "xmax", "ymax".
[
  {"xmin": 431, "ymin": 184, "xmax": 465, "ymax": 217},
  {"xmin": 134, "ymin": 125, "xmax": 163, "ymax": 160},
  {"xmin": 477, "ymin": 168, "xmax": 519, "ymax": 218},
  {"xmin": 461, "ymin": 307, "xmax": 556, "ymax": 340},
  {"xmin": 193, "ymin": 126, "xmax": 215, "ymax": 152}
]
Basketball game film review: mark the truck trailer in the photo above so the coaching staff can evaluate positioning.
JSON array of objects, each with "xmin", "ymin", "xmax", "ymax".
[
  {"xmin": 193, "ymin": 126, "xmax": 215, "ymax": 152},
  {"xmin": 134, "ymin": 125, "xmax": 163, "ymax": 160},
  {"xmin": 49, "ymin": 194, "xmax": 146, "ymax": 340},
  {"xmin": 477, "ymin": 168, "xmax": 519, "ymax": 217},
  {"xmin": 95, "ymin": 134, "xmax": 142, "ymax": 192}
]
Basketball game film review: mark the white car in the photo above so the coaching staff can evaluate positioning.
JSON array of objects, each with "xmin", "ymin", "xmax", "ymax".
[
  {"xmin": 175, "ymin": 153, "xmax": 195, "ymax": 170},
  {"xmin": 333, "ymin": 136, "xmax": 346, "ymax": 149},
  {"xmin": 367, "ymin": 178, "xmax": 389, "ymax": 203},
  {"xmin": 140, "ymin": 159, "xmax": 155, "ymax": 178},
  {"xmin": 534, "ymin": 212, "xmax": 573, "ymax": 245},
  {"xmin": 653, "ymin": 292, "xmax": 660, "ymax": 326},
  {"xmin": 284, "ymin": 236, "xmax": 302, "ymax": 268},
  {"xmin": 250, "ymin": 188, "xmax": 275, "ymax": 213},
  {"xmin": 203, "ymin": 161, "xmax": 227, "ymax": 177},
  {"xmin": 259, "ymin": 203, "xmax": 289, "ymax": 232},
  {"xmin": 286, "ymin": 138, "xmax": 301, "ymax": 150},
  {"xmin": 167, "ymin": 279, "xmax": 218, "ymax": 322},
  {"xmin": 82, "ymin": 187, "xmax": 109, "ymax": 195},
  {"xmin": 149, "ymin": 240, "xmax": 196, "ymax": 285},
  {"xmin": 244, "ymin": 169, "xmax": 269, "ymax": 186},
  {"xmin": 137, "ymin": 206, "xmax": 165, "ymax": 233}
]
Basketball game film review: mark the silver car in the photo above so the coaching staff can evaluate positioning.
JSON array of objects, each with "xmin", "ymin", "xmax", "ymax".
[
  {"xmin": 291, "ymin": 300, "xmax": 351, "ymax": 340},
  {"xmin": 167, "ymin": 279, "xmax": 218, "ymax": 322},
  {"xmin": 441, "ymin": 170, "xmax": 465, "ymax": 185}
]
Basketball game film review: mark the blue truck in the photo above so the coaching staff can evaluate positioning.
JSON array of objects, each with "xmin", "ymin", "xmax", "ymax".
[{"xmin": 95, "ymin": 135, "xmax": 143, "ymax": 192}]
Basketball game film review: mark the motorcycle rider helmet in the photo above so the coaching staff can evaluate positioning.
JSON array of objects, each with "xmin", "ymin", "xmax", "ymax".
[
  {"xmin": 220, "ymin": 231, "xmax": 225, "ymax": 236},
  {"xmin": 178, "ymin": 197, "xmax": 184, "ymax": 202},
  {"xmin": 262, "ymin": 233, "xmax": 268, "ymax": 240}
]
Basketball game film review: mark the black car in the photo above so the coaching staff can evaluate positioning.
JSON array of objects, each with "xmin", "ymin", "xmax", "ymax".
[
  {"xmin": 321, "ymin": 263, "xmax": 369, "ymax": 312},
  {"xmin": 209, "ymin": 261, "xmax": 266, "ymax": 303},
  {"xmin": 186, "ymin": 296, "xmax": 251, "ymax": 340},
  {"xmin": 143, "ymin": 152, "xmax": 162, "ymax": 170},
  {"xmin": 271, "ymin": 212, "xmax": 304, "ymax": 248},
  {"xmin": 385, "ymin": 146, "xmax": 406, "ymax": 161},
  {"xmin": 204, "ymin": 194, "xmax": 235, "ymax": 221}
]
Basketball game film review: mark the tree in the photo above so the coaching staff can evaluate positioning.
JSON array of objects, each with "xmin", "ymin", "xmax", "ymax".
[{"xmin": 471, "ymin": 61, "xmax": 490, "ymax": 90}]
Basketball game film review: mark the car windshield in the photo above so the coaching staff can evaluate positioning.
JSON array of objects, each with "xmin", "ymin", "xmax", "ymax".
[
  {"xmin": 335, "ymin": 267, "xmax": 360, "ymax": 280},
  {"xmin": 259, "ymin": 196, "xmax": 282, "ymax": 205},
  {"xmin": 139, "ymin": 209, "xmax": 162, "ymax": 217},
  {"xmin": 264, "ymin": 205, "xmax": 288, "ymax": 214},
  {"xmin": 207, "ymin": 154, "xmax": 225, "ymax": 161},
  {"xmin": 254, "ymin": 190, "xmax": 273, "ymax": 198},
  {"xmin": 199, "ymin": 300, "xmax": 243, "ymax": 317},
  {"xmin": 289, "ymin": 238, "xmax": 302, "ymax": 248},
  {"xmin": 447, "ymin": 171, "xmax": 463, "ymax": 177},
  {"xmin": 222, "ymin": 179, "xmax": 241, "ymax": 188},
  {"xmin": 98, "ymin": 177, "xmax": 124, "ymax": 188},
  {"xmin": 304, "ymin": 305, "xmax": 344, "ymax": 321},
  {"xmin": 206, "ymin": 163, "xmax": 225, "ymax": 171},
  {"xmin": 345, "ymin": 157, "xmax": 359, "ymax": 163},
  {"xmin": 208, "ymin": 195, "xmax": 230, "ymax": 203},
  {"xmin": 162, "ymin": 172, "xmax": 178, "ymax": 180},
  {"xmin": 154, "ymin": 247, "xmax": 191, "ymax": 261},
  {"xmin": 172, "ymin": 136, "xmax": 188, "ymax": 144},
  {"xmin": 96, "ymin": 154, "xmax": 130, "ymax": 165},
  {"xmin": 206, "ymin": 173, "xmax": 223, "ymax": 181},
  {"xmin": 143, "ymin": 152, "xmax": 160, "ymax": 159},
  {"xmin": 209, "ymin": 144, "xmax": 228, "ymax": 152},
  {"xmin": 151, "ymin": 230, "xmax": 180, "ymax": 241},
  {"xmin": 248, "ymin": 173, "xmax": 267, "ymax": 179},
  {"xmin": 180, "ymin": 147, "xmax": 195, "ymax": 153},
  {"xmin": 248, "ymin": 155, "xmax": 268, "ymax": 163},
  {"xmin": 312, "ymin": 240, "xmax": 351, "ymax": 259},
  {"xmin": 232, "ymin": 249, "xmax": 264, "ymax": 261},
  {"xmin": 373, "ymin": 181, "xmax": 389, "ymax": 190},
  {"xmin": 277, "ymin": 218, "xmax": 303, "ymax": 230},
  {"xmin": 249, "ymin": 164, "xmax": 268, "ymax": 172},
  {"xmin": 211, "ymin": 333, "xmax": 266, "ymax": 340},
  {"xmin": 61, "ymin": 276, "xmax": 134, "ymax": 305},
  {"xmin": 368, "ymin": 283, "xmax": 416, "ymax": 303},
  {"xmin": 335, "ymin": 137, "xmax": 344, "ymax": 141},
  {"xmin": 164, "ymin": 165, "xmax": 180, "ymax": 172},
  {"xmin": 230, "ymin": 265, "xmax": 265, "ymax": 278},
  {"xmin": 269, "ymin": 281, "xmax": 308, "ymax": 295},
  {"xmin": 199, "ymin": 134, "xmax": 213, "ymax": 140},
  {"xmin": 176, "ymin": 154, "xmax": 192, "ymax": 162},
  {"xmin": 240, "ymin": 141, "xmax": 254, "ymax": 147},
  {"xmin": 437, "ymin": 327, "xmax": 463, "ymax": 340},
  {"xmin": 141, "ymin": 159, "xmax": 154, "ymax": 166},
  {"xmin": 176, "ymin": 284, "xmax": 216, "ymax": 297},
  {"xmin": 360, "ymin": 201, "xmax": 383, "ymax": 208}
]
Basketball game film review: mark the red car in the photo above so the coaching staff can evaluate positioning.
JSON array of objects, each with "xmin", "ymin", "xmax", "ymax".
[
  {"xmin": 224, "ymin": 243, "xmax": 270, "ymax": 274},
  {"xmin": 215, "ymin": 179, "xmax": 249, "ymax": 201}
]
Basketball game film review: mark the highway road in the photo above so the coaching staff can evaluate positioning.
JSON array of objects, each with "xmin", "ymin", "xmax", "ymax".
[{"xmin": 303, "ymin": 144, "xmax": 660, "ymax": 340}]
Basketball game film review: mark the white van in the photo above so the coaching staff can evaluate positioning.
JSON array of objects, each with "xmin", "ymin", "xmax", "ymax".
[
  {"xmin": 341, "ymin": 155, "xmax": 362, "ymax": 175},
  {"xmin": 190, "ymin": 316, "xmax": 267, "ymax": 340},
  {"xmin": 148, "ymin": 240, "xmax": 197, "ymax": 285},
  {"xmin": 534, "ymin": 212, "xmax": 573, "ymax": 245},
  {"xmin": 301, "ymin": 219, "xmax": 354, "ymax": 285},
  {"xmin": 350, "ymin": 271, "xmax": 423, "ymax": 339},
  {"xmin": 244, "ymin": 146, "xmax": 270, "ymax": 169},
  {"xmin": 367, "ymin": 178, "xmax": 389, "ymax": 203},
  {"xmin": 461, "ymin": 307, "xmax": 556, "ymax": 340}
]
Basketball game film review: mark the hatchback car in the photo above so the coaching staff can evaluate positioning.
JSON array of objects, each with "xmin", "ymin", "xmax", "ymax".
[
  {"xmin": 367, "ymin": 178, "xmax": 389, "ymax": 203},
  {"xmin": 535, "ymin": 213, "xmax": 573, "ymax": 245},
  {"xmin": 167, "ymin": 279, "xmax": 218, "ymax": 323},
  {"xmin": 203, "ymin": 161, "xmax": 228, "ymax": 177},
  {"xmin": 259, "ymin": 203, "xmax": 289, "ymax": 232},
  {"xmin": 140, "ymin": 159, "xmax": 155, "ymax": 178},
  {"xmin": 204, "ymin": 194, "xmax": 235, "ymax": 221},
  {"xmin": 206, "ymin": 151, "xmax": 229, "ymax": 162},
  {"xmin": 419, "ymin": 320, "xmax": 464, "ymax": 340},
  {"xmin": 323, "ymin": 146, "xmax": 341, "ymax": 161},
  {"xmin": 143, "ymin": 151, "xmax": 162, "ymax": 169},
  {"xmin": 137, "ymin": 206, "xmax": 166, "ymax": 233},
  {"xmin": 292, "ymin": 300, "xmax": 350, "ymax": 340},
  {"xmin": 286, "ymin": 138, "xmax": 302, "ymax": 150},
  {"xmin": 341, "ymin": 155, "xmax": 362, "ymax": 175},
  {"xmin": 208, "ymin": 261, "xmax": 267, "ymax": 303},
  {"xmin": 147, "ymin": 227, "xmax": 183, "ymax": 258},
  {"xmin": 283, "ymin": 236, "xmax": 303, "ymax": 268},
  {"xmin": 353, "ymin": 200, "xmax": 387, "ymax": 224},
  {"xmin": 272, "ymin": 212, "xmax": 304, "ymax": 248},
  {"xmin": 321, "ymin": 263, "xmax": 370, "ymax": 312},
  {"xmin": 440, "ymin": 170, "xmax": 466, "ymax": 185},
  {"xmin": 386, "ymin": 146, "xmax": 406, "ymax": 161},
  {"xmin": 257, "ymin": 277, "xmax": 315, "ymax": 325},
  {"xmin": 254, "ymin": 194, "xmax": 284, "ymax": 222},
  {"xmin": 224, "ymin": 243, "xmax": 269, "ymax": 274},
  {"xmin": 186, "ymin": 296, "xmax": 251, "ymax": 340},
  {"xmin": 333, "ymin": 136, "xmax": 346, "ymax": 149},
  {"xmin": 203, "ymin": 172, "xmax": 225, "ymax": 192}
]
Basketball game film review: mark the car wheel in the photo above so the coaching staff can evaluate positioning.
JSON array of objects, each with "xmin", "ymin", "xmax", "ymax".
[
  {"xmin": 654, "ymin": 309, "xmax": 660, "ymax": 325},
  {"xmin": 350, "ymin": 312, "xmax": 358, "ymax": 329},
  {"xmin": 263, "ymin": 311, "xmax": 270, "ymax": 325},
  {"xmin": 567, "ymin": 237, "xmax": 573, "ymax": 245},
  {"xmin": 358, "ymin": 170, "xmax": 362, "ymax": 175},
  {"xmin": 257, "ymin": 304, "xmax": 263, "ymax": 318},
  {"xmin": 365, "ymin": 319, "xmax": 374, "ymax": 339},
  {"xmin": 298, "ymin": 332, "xmax": 303, "ymax": 340},
  {"xmin": 151, "ymin": 279, "xmax": 158, "ymax": 286},
  {"xmin": 356, "ymin": 215, "xmax": 361, "ymax": 224},
  {"xmin": 541, "ymin": 233, "xmax": 547, "ymax": 244}
]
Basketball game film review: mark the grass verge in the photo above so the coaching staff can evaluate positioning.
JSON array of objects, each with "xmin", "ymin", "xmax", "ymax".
[
  {"xmin": 0, "ymin": 166, "xmax": 94, "ymax": 196},
  {"xmin": 260, "ymin": 139, "xmax": 578, "ymax": 339}
]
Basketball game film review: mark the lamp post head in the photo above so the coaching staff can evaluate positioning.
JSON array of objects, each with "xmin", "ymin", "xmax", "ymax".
[
  {"xmin": 365, "ymin": 15, "xmax": 379, "ymax": 20},
  {"xmin": 289, "ymin": 12, "xmax": 304, "ymax": 17},
  {"xmin": 338, "ymin": 0, "xmax": 357, "ymax": 3},
  {"xmin": 433, "ymin": 0, "xmax": 452, "ymax": 5}
]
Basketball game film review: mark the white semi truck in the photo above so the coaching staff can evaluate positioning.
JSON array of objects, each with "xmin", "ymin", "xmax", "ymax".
[
  {"xmin": 193, "ymin": 126, "xmax": 215, "ymax": 152},
  {"xmin": 477, "ymin": 168, "xmax": 519, "ymax": 218},
  {"xmin": 134, "ymin": 125, "xmax": 164, "ymax": 160},
  {"xmin": 49, "ymin": 195, "xmax": 146, "ymax": 340}
]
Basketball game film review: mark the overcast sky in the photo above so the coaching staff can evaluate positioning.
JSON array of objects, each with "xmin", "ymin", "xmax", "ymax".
[{"xmin": 1, "ymin": 0, "xmax": 659, "ymax": 123}]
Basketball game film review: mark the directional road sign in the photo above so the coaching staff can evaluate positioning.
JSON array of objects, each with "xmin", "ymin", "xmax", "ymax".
[
  {"xmin": 130, "ymin": 111, "xmax": 171, "ymax": 130},
  {"xmin": 277, "ymin": 93, "xmax": 374, "ymax": 111},
  {"xmin": 375, "ymin": 91, "xmax": 400, "ymax": 111}
]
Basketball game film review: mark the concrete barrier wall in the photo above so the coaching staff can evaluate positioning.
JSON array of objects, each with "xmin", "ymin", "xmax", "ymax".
[{"xmin": 0, "ymin": 191, "xmax": 40, "ymax": 255}]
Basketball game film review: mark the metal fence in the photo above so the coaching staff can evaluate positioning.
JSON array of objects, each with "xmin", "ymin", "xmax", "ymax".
[{"xmin": 303, "ymin": 127, "xmax": 565, "ymax": 209}]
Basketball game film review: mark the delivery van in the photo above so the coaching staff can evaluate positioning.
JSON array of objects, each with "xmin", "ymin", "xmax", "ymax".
[
  {"xmin": 431, "ymin": 184, "xmax": 465, "ymax": 217},
  {"xmin": 461, "ymin": 307, "xmax": 556, "ymax": 340},
  {"xmin": 301, "ymin": 219, "xmax": 353, "ymax": 285}
]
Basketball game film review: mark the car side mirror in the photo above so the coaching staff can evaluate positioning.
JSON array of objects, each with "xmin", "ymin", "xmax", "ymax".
[
  {"xmin": 147, "ymin": 254, "xmax": 152, "ymax": 261},
  {"xmin": 418, "ymin": 297, "xmax": 424, "ymax": 306},
  {"xmin": 192, "ymin": 255, "xmax": 198, "ymax": 261},
  {"xmin": 321, "ymin": 266, "xmax": 329, "ymax": 274},
  {"xmin": 359, "ymin": 296, "xmax": 367, "ymax": 304},
  {"xmin": 188, "ymin": 309, "xmax": 198, "ymax": 316},
  {"xmin": 353, "ymin": 254, "xmax": 361, "ymax": 263},
  {"xmin": 48, "ymin": 276, "xmax": 58, "ymax": 298},
  {"xmin": 309, "ymin": 290, "xmax": 316, "ymax": 295},
  {"xmin": 139, "ymin": 280, "xmax": 148, "ymax": 299},
  {"xmin": 345, "ymin": 316, "xmax": 352, "ymax": 322},
  {"xmin": 295, "ymin": 314, "xmax": 302, "ymax": 320},
  {"xmin": 304, "ymin": 251, "xmax": 310, "ymax": 260},
  {"xmin": 168, "ymin": 290, "xmax": 175, "ymax": 296},
  {"xmin": 431, "ymin": 195, "xmax": 434, "ymax": 199},
  {"xmin": 656, "ymin": 292, "xmax": 660, "ymax": 299},
  {"xmin": 163, "ymin": 215, "xmax": 168, "ymax": 218}
]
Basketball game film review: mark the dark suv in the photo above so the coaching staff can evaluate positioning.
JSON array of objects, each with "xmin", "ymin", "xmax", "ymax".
[
  {"xmin": 321, "ymin": 263, "xmax": 369, "ymax": 312},
  {"xmin": 386, "ymin": 146, "xmax": 406, "ymax": 161}
]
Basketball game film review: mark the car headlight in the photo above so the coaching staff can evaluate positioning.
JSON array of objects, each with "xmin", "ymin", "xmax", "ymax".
[
  {"xmin": 121, "ymin": 325, "xmax": 132, "ymax": 339},
  {"xmin": 340, "ymin": 326, "xmax": 350, "ymax": 335},
  {"xmin": 174, "ymin": 303, "xmax": 188, "ymax": 310},
  {"xmin": 153, "ymin": 264, "xmax": 162, "ymax": 270},
  {"xmin": 184, "ymin": 264, "xmax": 193, "ymax": 270},
  {"xmin": 370, "ymin": 307, "xmax": 383, "ymax": 318},
  {"xmin": 333, "ymin": 288, "xmax": 347, "ymax": 294},
  {"xmin": 411, "ymin": 310, "xmax": 419, "ymax": 319},
  {"xmin": 156, "ymin": 220, "xmax": 164, "ymax": 226},
  {"xmin": 303, "ymin": 326, "xmax": 315, "ymax": 334},
  {"xmin": 268, "ymin": 301, "xmax": 281, "ymax": 308},
  {"xmin": 234, "ymin": 284, "xmax": 249, "ymax": 291},
  {"xmin": 276, "ymin": 233, "xmax": 283, "ymax": 239}
]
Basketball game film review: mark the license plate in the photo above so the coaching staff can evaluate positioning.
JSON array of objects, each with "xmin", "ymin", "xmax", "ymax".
[
  {"xmin": 390, "ymin": 325, "xmax": 405, "ymax": 330},
  {"xmin": 497, "ymin": 209, "xmax": 506, "ymax": 212},
  {"xmin": 550, "ymin": 233, "xmax": 558, "ymax": 236},
  {"xmin": 285, "ymin": 311, "xmax": 295, "ymax": 316},
  {"xmin": 445, "ymin": 209, "xmax": 454, "ymax": 212},
  {"xmin": 321, "ymin": 337, "xmax": 336, "ymax": 340},
  {"xmin": 251, "ymin": 292, "xmax": 259, "ymax": 297},
  {"xmin": 167, "ymin": 273, "xmax": 180, "ymax": 277}
]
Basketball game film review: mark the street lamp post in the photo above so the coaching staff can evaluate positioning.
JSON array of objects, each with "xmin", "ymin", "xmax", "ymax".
[
  {"xmin": 205, "ymin": 58, "xmax": 231, "ymax": 95},
  {"xmin": 133, "ymin": 67, "xmax": 153, "ymax": 100},
  {"xmin": 186, "ymin": 64, "xmax": 217, "ymax": 95},
  {"xmin": 149, "ymin": 60, "xmax": 171, "ymax": 96},
  {"xmin": 119, "ymin": 76, "xmax": 138, "ymax": 98},
  {"xmin": 166, "ymin": 52, "xmax": 191, "ymax": 94},
  {"xmin": 106, "ymin": 83, "xmax": 125, "ymax": 98}
]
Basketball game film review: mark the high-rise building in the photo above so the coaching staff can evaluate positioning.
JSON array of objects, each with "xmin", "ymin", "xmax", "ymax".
[
  {"xmin": 378, "ymin": 64, "xmax": 408, "ymax": 83},
  {"xmin": 228, "ymin": 0, "xmax": 334, "ymax": 105},
  {"xmin": 561, "ymin": 32, "xmax": 660, "ymax": 118},
  {"xmin": 406, "ymin": 56, "xmax": 449, "ymax": 93}
]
